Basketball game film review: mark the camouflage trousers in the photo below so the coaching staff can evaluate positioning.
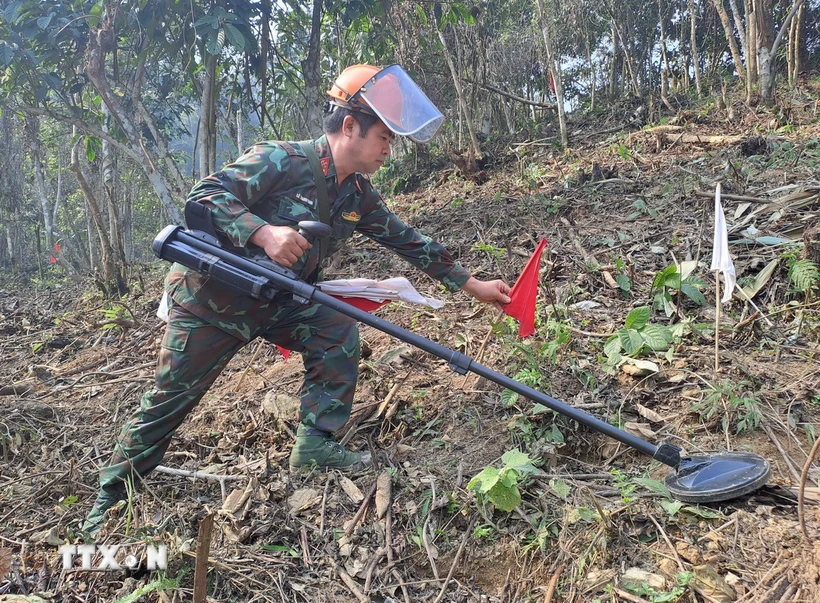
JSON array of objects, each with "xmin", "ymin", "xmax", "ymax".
[{"xmin": 98, "ymin": 299, "xmax": 360, "ymax": 494}]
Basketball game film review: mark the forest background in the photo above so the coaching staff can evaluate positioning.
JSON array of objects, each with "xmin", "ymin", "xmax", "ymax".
[{"xmin": 0, "ymin": 0, "xmax": 818, "ymax": 292}]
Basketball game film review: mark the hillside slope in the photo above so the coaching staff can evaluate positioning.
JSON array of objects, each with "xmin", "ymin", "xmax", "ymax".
[{"xmin": 1, "ymin": 87, "xmax": 820, "ymax": 602}]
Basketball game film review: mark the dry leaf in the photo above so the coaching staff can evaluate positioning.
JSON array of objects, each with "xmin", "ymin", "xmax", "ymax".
[
  {"xmin": 0, "ymin": 548, "xmax": 11, "ymax": 578},
  {"xmin": 621, "ymin": 359, "xmax": 659, "ymax": 376},
  {"xmin": 624, "ymin": 421, "xmax": 657, "ymax": 439},
  {"xmin": 665, "ymin": 371, "xmax": 687, "ymax": 383},
  {"xmin": 693, "ymin": 564, "xmax": 737, "ymax": 602},
  {"xmin": 375, "ymin": 470, "xmax": 392, "ymax": 519},
  {"xmin": 222, "ymin": 486, "xmax": 252, "ymax": 515},
  {"xmin": 675, "ymin": 541, "xmax": 703, "ymax": 564},
  {"xmin": 287, "ymin": 488, "xmax": 320, "ymax": 514},
  {"xmin": 635, "ymin": 403, "xmax": 666, "ymax": 423},
  {"xmin": 338, "ymin": 476, "xmax": 364, "ymax": 503}
]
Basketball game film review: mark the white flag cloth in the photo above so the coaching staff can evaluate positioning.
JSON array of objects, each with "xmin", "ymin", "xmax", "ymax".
[
  {"xmin": 710, "ymin": 183, "xmax": 736, "ymax": 303},
  {"xmin": 318, "ymin": 277, "xmax": 444, "ymax": 309}
]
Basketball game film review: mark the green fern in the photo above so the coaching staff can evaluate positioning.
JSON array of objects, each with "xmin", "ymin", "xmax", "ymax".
[{"xmin": 788, "ymin": 259, "xmax": 820, "ymax": 296}]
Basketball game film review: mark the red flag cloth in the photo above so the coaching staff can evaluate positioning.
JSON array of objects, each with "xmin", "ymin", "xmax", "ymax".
[
  {"xmin": 275, "ymin": 296, "xmax": 391, "ymax": 360},
  {"xmin": 54, "ymin": 243, "xmax": 61, "ymax": 252},
  {"xmin": 50, "ymin": 255, "xmax": 57, "ymax": 264},
  {"xmin": 502, "ymin": 238, "xmax": 547, "ymax": 337}
]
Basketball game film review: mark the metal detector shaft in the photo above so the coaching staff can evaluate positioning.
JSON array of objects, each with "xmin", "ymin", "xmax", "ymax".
[{"xmin": 154, "ymin": 226, "xmax": 683, "ymax": 469}]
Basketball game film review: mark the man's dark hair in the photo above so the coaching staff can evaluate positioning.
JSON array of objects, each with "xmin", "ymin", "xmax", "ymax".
[{"xmin": 323, "ymin": 106, "xmax": 381, "ymax": 137}]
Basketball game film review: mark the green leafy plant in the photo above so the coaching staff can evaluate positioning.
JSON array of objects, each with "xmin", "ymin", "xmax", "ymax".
[
  {"xmin": 603, "ymin": 306, "xmax": 674, "ymax": 367},
  {"xmin": 472, "ymin": 241, "xmax": 506, "ymax": 261},
  {"xmin": 97, "ymin": 301, "xmax": 136, "ymax": 331},
  {"xmin": 787, "ymin": 258, "xmax": 819, "ymax": 300},
  {"xmin": 610, "ymin": 468, "xmax": 638, "ymax": 503},
  {"xmin": 113, "ymin": 575, "xmax": 181, "ymax": 603},
  {"xmin": 691, "ymin": 380, "xmax": 763, "ymax": 434},
  {"xmin": 623, "ymin": 571, "xmax": 694, "ymax": 602},
  {"xmin": 261, "ymin": 543, "xmax": 301, "ymax": 558},
  {"xmin": 610, "ymin": 257, "xmax": 633, "ymax": 295},
  {"xmin": 651, "ymin": 261, "xmax": 707, "ymax": 316},
  {"xmin": 468, "ymin": 450, "xmax": 539, "ymax": 512},
  {"xmin": 615, "ymin": 144, "xmax": 632, "ymax": 160}
]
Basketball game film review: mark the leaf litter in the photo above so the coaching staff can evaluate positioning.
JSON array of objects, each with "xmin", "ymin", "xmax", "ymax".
[{"xmin": 1, "ymin": 94, "xmax": 820, "ymax": 601}]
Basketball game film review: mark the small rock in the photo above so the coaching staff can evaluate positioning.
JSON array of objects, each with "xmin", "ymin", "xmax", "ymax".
[
  {"xmin": 261, "ymin": 392, "xmax": 300, "ymax": 419},
  {"xmin": 622, "ymin": 567, "xmax": 665, "ymax": 590}
]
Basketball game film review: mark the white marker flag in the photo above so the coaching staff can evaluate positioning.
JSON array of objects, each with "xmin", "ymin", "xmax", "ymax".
[{"xmin": 710, "ymin": 183, "xmax": 736, "ymax": 303}]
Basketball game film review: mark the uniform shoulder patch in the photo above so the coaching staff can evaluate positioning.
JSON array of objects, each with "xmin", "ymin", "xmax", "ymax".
[{"xmin": 320, "ymin": 157, "xmax": 330, "ymax": 176}]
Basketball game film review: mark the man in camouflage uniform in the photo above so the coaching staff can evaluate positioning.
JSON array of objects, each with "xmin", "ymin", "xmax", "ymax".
[{"xmin": 83, "ymin": 64, "xmax": 511, "ymax": 534}]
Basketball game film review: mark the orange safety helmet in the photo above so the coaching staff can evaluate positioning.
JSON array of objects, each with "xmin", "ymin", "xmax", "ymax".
[{"xmin": 327, "ymin": 64, "xmax": 444, "ymax": 143}]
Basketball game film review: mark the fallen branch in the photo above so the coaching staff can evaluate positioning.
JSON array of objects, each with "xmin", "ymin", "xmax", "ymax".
[
  {"xmin": 798, "ymin": 436, "xmax": 820, "ymax": 541},
  {"xmin": 154, "ymin": 465, "xmax": 247, "ymax": 501},
  {"xmin": 662, "ymin": 133, "xmax": 745, "ymax": 146},
  {"xmin": 542, "ymin": 563, "xmax": 565, "ymax": 603},
  {"xmin": 694, "ymin": 190, "xmax": 770, "ymax": 204}
]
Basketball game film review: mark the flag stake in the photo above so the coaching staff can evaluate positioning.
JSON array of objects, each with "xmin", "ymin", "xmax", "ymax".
[{"xmin": 714, "ymin": 274, "xmax": 721, "ymax": 373}]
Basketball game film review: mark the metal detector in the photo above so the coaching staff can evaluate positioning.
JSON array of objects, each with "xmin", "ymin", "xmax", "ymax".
[{"xmin": 152, "ymin": 218, "xmax": 770, "ymax": 504}]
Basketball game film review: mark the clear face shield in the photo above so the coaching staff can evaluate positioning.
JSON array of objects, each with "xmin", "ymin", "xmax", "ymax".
[{"xmin": 353, "ymin": 65, "xmax": 444, "ymax": 143}]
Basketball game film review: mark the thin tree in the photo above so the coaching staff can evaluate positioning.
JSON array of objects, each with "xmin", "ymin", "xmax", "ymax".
[
  {"xmin": 535, "ymin": 0, "xmax": 568, "ymax": 148},
  {"xmin": 712, "ymin": 0, "xmax": 746, "ymax": 81}
]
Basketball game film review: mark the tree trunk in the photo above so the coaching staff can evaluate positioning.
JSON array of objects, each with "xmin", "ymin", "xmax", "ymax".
[
  {"xmin": 84, "ymin": 4, "xmax": 184, "ymax": 224},
  {"xmin": 436, "ymin": 27, "xmax": 482, "ymax": 160},
  {"xmin": 690, "ymin": 0, "xmax": 702, "ymax": 97},
  {"xmin": 300, "ymin": 0, "xmax": 324, "ymax": 138},
  {"xmin": 657, "ymin": 0, "xmax": 676, "ymax": 111},
  {"xmin": 787, "ymin": 1, "xmax": 805, "ymax": 87},
  {"xmin": 604, "ymin": 1, "xmax": 640, "ymax": 96},
  {"xmin": 713, "ymin": 0, "xmax": 746, "ymax": 80},
  {"xmin": 608, "ymin": 19, "xmax": 620, "ymax": 98},
  {"xmin": 198, "ymin": 51, "xmax": 218, "ymax": 178},
  {"xmin": 729, "ymin": 0, "xmax": 748, "ymax": 60},
  {"xmin": 756, "ymin": 0, "xmax": 806, "ymax": 105},
  {"xmin": 260, "ymin": 0, "xmax": 271, "ymax": 130},
  {"xmin": 535, "ymin": 0, "xmax": 568, "ymax": 148},
  {"xmin": 70, "ymin": 130, "xmax": 125, "ymax": 294},
  {"xmin": 101, "ymin": 102, "xmax": 127, "ymax": 291},
  {"xmin": 26, "ymin": 118, "xmax": 55, "ymax": 254}
]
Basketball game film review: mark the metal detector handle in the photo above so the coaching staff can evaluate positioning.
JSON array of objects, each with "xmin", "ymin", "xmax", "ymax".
[
  {"xmin": 298, "ymin": 221, "xmax": 332, "ymax": 240},
  {"xmin": 154, "ymin": 225, "xmax": 685, "ymax": 469}
]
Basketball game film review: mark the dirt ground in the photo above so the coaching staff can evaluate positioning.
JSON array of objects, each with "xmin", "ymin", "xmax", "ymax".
[{"xmin": 2, "ymin": 86, "xmax": 820, "ymax": 602}]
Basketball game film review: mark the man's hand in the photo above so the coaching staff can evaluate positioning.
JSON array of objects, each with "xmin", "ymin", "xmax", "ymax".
[
  {"xmin": 249, "ymin": 224, "xmax": 311, "ymax": 267},
  {"xmin": 461, "ymin": 277, "xmax": 511, "ymax": 312}
]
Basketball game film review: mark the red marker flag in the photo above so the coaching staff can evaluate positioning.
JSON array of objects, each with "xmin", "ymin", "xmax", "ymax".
[
  {"xmin": 50, "ymin": 255, "xmax": 57, "ymax": 264},
  {"xmin": 502, "ymin": 238, "xmax": 548, "ymax": 337}
]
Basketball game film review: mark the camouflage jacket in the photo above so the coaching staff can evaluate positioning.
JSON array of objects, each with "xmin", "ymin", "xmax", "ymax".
[{"xmin": 166, "ymin": 136, "xmax": 471, "ymax": 341}]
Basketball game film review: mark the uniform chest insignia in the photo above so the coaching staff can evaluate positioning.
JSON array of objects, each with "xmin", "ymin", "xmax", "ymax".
[
  {"xmin": 294, "ymin": 193, "xmax": 316, "ymax": 208},
  {"xmin": 341, "ymin": 211, "xmax": 361, "ymax": 222},
  {"xmin": 320, "ymin": 157, "xmax": 330, "ymax": 176}
]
